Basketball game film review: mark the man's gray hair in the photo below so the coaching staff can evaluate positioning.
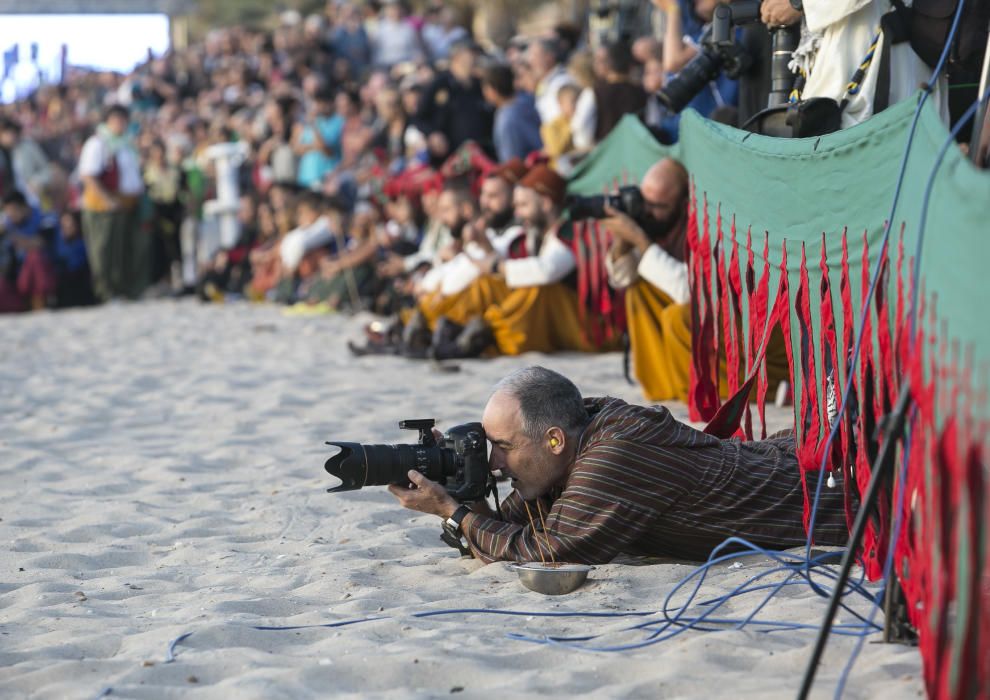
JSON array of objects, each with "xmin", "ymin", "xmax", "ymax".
[{"xmin": 492, "ymin": 366, "xmax": 587, "ymax": 441}]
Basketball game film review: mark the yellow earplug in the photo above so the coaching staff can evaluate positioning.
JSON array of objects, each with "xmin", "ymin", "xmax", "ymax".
[{"xmin": 550, "ymin": 437, "xmax": 559, "ymax": 447}]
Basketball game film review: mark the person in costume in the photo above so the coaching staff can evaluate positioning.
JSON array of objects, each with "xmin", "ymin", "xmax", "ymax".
[
  {"xmin": 605, "ymin": 158, "xmax": 787, "ymax": 401},
  {"xmin": 78, "ymin": 104, "xmax": 146, "ymax": 301}
]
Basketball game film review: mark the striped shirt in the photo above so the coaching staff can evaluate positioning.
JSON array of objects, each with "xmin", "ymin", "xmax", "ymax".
[{"xmin": 466, "ymin": 397, "xmax": 848, "ymax": 564}]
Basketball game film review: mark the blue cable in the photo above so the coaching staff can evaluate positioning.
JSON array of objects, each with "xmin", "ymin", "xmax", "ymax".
[
  {"xmin": 164, "ymin": 631, "xmax": 193, "ymax": 663},
  {"xmin": 802, "ymin": 0, "xmax": 967, "ymax": 616},
  {"xmin": 832, "ymin": 85, "xmax": 990, "ymax": 699},
  {"xmin": 413, "ymin": 608, "xmax": 653, "ymax": 619},
  {"xmin": 252, "ymin": 617, "xmax": 385, "ymax": 631},
  {"xmin": 482, "ymin": 540, "xmax": 881, "ymax": 653}
]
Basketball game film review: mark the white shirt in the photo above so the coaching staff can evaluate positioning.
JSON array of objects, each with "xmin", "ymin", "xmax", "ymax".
[
  {"xmin": 571, "ymin": 87, "xmax": 597, "ymax": 151},
  {"xmin": 280, "ymin": 215, "xmax": 334, "ymax": 271},
  {"xmin": 605, "ymin": 244, "xmax": 690, "ymax": 304},
  {"xmin": 503, "ymin": 228, "xmax": 576, "ymax": 288},
  {"xmin": 419, "ymin": 225, "xmax": 524, "ymax": 297},
  {"xmin": 78, "ymin": 133, "xmax": 144, "ymax": 195},
  {"xmin": 535, "ymin": 66, "xmax": 576, "ymax": 124}
]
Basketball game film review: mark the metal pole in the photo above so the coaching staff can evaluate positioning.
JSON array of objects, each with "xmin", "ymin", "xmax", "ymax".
[
  {"xmin": 968, "ymin": 21, "xmax": 990, "ymax": 167},
  {"xmin": 797, "ymin": 382, "xmax": 913, "ymax": 700}
]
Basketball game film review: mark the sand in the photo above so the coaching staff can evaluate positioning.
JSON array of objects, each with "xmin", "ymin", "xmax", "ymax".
[{"xmin": 0, "ymin": 300, "xmax": 923, "ymax": 699}]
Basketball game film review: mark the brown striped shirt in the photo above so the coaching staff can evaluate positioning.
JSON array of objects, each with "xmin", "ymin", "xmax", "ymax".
[{"xmin": 466, "ymin": 397, "xmax": 848, "ymax": 564}]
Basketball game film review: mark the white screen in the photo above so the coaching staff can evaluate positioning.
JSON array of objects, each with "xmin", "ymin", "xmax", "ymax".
[{"xmin": 0, "ymin": 14, "xmax": 171, "ymax": 102}]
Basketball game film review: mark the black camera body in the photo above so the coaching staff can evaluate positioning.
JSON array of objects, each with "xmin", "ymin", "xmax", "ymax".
[
  {"xmin": 566, "ymin": 185, "xmax": 645, "ymax": 222},
  {"xmin": 657, "ymin": 1, "xmax": 798, "ymax": 116},
  {"xmin": 324, "ymin": 419, "xmax": 493, "ymax": 503},
  {"xmin": 657, "ymin": 1, "xmax": 762, "ymax": 114}
]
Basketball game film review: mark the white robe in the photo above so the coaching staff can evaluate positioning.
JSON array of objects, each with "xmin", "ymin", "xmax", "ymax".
[
  {"xmin": 605, "ymin": 244, "xmax": 690, "ymax": 304},
  {"xmin": 799, "ymin": 0, "xmax": 947, "ymax": 129}
]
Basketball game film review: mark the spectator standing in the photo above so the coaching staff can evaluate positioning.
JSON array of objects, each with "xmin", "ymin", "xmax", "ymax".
[
  {"xmin": 78, "ymin": 104, "xmax": 146, "ymax": 301},
  {"xmin": 528, "ymin": 37, "xmax": 576, "ymax": 125},
  {"xmin": 0, "ymin": 118, "xmax": 52, "ymax": 208},
  {"xmin": 372, "ymin": 0, "xmax": 422, "ymax": 68},
  {"xmin": 567, "ymin": 50, "xmax": 597, "ymax": 151},
  {"xmin": 760, "ymin": 0, "xmax": 947, "ymax": 129},
  {"xmin": 421, "ymin": 4, "xmax": 469, "ymax": 62},
  {"xmin": 481, "ymin": 63, "xmax": 542, "ymax": 162},
  {"xmin": 413, "ymin": 41, "xmax": 493, "ymax": 154},
  {"xmin": 592, "ymin": 41, "xmax": 648, "ymax": 141},
  {"xmin": 143, "ymin": 140, "xmax": 183, "ymax": 289},
  {"xmin": 330, "ymin": 3, "xmax": 372, "ymax": 75},
  {"xmin": 640, "ymin": 55, "xmax": 676, "ymax": 143}
]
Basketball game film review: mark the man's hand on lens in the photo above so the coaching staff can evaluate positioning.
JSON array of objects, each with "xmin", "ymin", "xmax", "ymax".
[
  {"xmin": 602, "ymin": 205, "xmax": 651, "ymax": 254},
  {"xmin": 388, "ymin": 470, "xmax": 459, "ymax": 518},
  {"xmin": 761, "ymin": 0, "xmax": 802, "ymax": 26}
]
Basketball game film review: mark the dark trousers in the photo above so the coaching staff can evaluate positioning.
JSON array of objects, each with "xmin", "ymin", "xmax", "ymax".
[{"xmin": 83, "ymin": 208, "xmax": 146, "ymax": 300}]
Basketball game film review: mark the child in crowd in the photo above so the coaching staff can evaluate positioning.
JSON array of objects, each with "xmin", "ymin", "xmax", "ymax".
[{"xmin": 540, "ymin": 83, "xmax": 579, "ymax": 168}]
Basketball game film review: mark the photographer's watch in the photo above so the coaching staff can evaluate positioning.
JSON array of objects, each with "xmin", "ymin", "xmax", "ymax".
[{"xmin": 440, "ymin": 505, "xmax": 473, "ymax": 556}]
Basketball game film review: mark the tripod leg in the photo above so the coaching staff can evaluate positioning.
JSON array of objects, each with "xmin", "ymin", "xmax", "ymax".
[{"xmin": 797, "ymin": 382, "xmax": 912, "ymax": 700}]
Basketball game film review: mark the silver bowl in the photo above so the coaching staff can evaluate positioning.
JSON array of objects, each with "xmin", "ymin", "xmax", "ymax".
[{"xmin": 512, "ymin": 562, "xmax": 593, "ymax": 595}]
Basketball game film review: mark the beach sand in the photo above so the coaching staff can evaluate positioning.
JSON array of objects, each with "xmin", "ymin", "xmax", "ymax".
[{"xmin": 0, "ymin": 300, "xmax": 922, "ymax": 699}]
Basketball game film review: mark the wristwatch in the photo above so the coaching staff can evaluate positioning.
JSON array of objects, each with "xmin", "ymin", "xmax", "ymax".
[
  {"xmin": 440, "ymin": 505, "xmax": 473, "ymax": 556},
  {"xmin": 789, "ymin": 0, "xmax": 803, "ymax": 10}
]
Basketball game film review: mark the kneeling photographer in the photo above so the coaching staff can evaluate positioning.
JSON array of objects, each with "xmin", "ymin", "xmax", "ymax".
[
  {"xmin": 594, "ymin": 157, "xmax": 691, "ymax": 306},
  {"xmin": 325, "ymin": 366, "xmax": 848, "ymax": 564}
]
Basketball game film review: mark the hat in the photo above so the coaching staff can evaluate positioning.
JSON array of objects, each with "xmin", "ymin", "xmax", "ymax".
[
  {"xmin": 441, "ymin": 141, "xmax": 496, "ymax": 196},
  {"xmin": 489, "ymin": 157, "xmax": 528, "ymax": 185},
  {"xmin": 518, "ymin": 164, "xmax": 567, "ymax": 206}
]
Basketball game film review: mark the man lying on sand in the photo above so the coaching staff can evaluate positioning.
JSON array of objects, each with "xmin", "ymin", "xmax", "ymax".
[{"xmin": 390, "ymin": 366, "xmax": 848, "ymax": 564}]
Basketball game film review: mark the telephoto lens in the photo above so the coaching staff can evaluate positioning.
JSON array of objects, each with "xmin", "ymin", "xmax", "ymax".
[
  {"xmin": 324, "ymin": 441, "xmax": 456, "ymax": 491},
  {"xmin": 656, "ymin": 49, "xmax": 724, "ymax": 113}
]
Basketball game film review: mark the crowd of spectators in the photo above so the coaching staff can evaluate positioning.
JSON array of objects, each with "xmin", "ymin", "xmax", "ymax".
[
  {"xmin": 0, "ymin": 0, "xmax": 701, "ymax": 316},
  {"xmin": 0, "ymin": 0, "xmax": 946, "ymax": 380}
]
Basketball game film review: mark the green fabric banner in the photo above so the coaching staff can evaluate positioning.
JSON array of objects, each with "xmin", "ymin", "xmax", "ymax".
[
  {"xmin": 567, "ymin": 95, "xmax": 990, "ymax": 699},
  {"xmin": 569, "ymin": 97, "xmax": 990, "ymax": 410}
]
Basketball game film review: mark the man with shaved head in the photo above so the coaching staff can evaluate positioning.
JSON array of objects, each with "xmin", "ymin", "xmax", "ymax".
[{"xmin": 604, "ymin": 158, "xmax": 786, "ymax": 402}]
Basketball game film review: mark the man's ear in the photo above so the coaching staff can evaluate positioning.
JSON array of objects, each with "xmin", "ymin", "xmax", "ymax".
[{"xmin": 546, "ymin": 426, "xmax": 566, "ymax": 455}]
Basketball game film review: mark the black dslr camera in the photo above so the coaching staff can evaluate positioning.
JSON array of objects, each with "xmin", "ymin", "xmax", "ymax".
[
  {"xmin": 566, "ymin": 185, "xmax": 645, "ymax": 222},
  {"xmin": 657, "ymin": 1, "xmax": 799, "ymax": 114},
  {"xmin": 324, "ymin": 419, "xmax": 493, "ymax": 503}
]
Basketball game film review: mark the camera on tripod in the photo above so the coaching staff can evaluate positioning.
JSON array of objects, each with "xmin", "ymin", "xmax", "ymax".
[{"xmin": 657, "ymin": 0, "xmax": 799, "ymax": 114}]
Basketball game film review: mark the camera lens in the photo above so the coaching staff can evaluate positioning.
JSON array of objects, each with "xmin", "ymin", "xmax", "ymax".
[
  {"xmin": 656, "ymin": 49, "xmax": 724, "ymax": 114},
  {"xmin": 325, "ymin": 442, "xmax": 458, "ymax": 491}
]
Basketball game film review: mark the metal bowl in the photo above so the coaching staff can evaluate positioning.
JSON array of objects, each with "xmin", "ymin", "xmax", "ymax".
[{"xmin": 512, "ymin": 562, "xmax": 593, "ymax": 595}]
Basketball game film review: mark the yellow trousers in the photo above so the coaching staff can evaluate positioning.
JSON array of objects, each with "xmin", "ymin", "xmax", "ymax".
[
  {"xmin": 418, "ymin": 275, "xmax": 512, "ymax": 330},
  {"xmin": 485, "ymin": 283, "xmax": 606, "ymax": 355},
  {"xmin": 625, "ymin": 280, "xmax": 788, "ymax": 402},
  {"xmin": 417, "ymin": 275, "xmax": 618, "ymax": 356}
]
